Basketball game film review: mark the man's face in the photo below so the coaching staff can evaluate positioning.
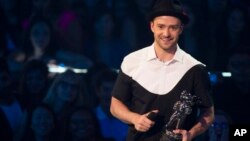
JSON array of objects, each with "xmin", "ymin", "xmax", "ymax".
[
  {"xmin": 150, "ymin": 16, "xmax": 183, "ymax": 52},
  {"xmin": 56, "ymin": 80, "xmax": 79, "ymax": 102},
  {"xmin": 31, "ymin": 107, "xmax": 54, "ymax": 136},
  {"xmin": 30, "ymin": 22, "xmax": 51, "ymax": 50}
]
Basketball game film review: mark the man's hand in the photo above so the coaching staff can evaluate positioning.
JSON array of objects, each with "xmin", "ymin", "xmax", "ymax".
[
  {"xmin": 173, "ymin": 129, "xmax": 193, "ymax": 141},
  {"xmin": 132, "ymin": 110, "xmax": 158, "ymax": 132}
]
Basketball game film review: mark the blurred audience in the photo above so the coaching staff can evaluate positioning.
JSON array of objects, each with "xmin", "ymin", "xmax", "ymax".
[
  {"xmin": 64, "ymin": 107, "xmax": 114, "ymax": 141},
  {"xmin": 214, "ymin": 6, "xmax": 250, "ymax": 71},
  {"xmin": 0, "ymin": 0, "xmax": 22, "ymax": 53},
  {"xmin": 88, "ymin": 9, "xmax": 130, "ymax": 69},
  {"xmin": 94, "ymin": 69, "xmax": 128, "ymax": 141},
  {"xmin": 43, "ymin": 69, "xmax": 85, "ymax": 121},
  {"xmin": 20, "ymin": 103, "xmax": 59, "ymax": 141},
  {"xmin": 112, "ymin": 0, "xmax": 138, "ymax": 51},
  {"xmin": 133, "ymin": 0, "xmax": 154, "ymax": 49},
  {"xmin": 21, "ymin": 15, "xmax": 58, "ymax": 63},
  {"xmin": 203, "ymin": 0, "xmax": 230, "ymax": 70},
  {"xmin": 179, "ymin": 3, "xmax": 200, "ymax": 60},
  {"xmin": 84, "ymin": 62, "xmax": 109, "ymax": 109},
  {"xmin": 0, "ymin": 57, "xmax": 25, "ymax": 141},
  {"xmin": 0, "ymin": 0, "xmax": 250, "ymax": 139},
  {"xmin": 212, "ymin": 50, "xmax": 250, "ymax": 124},
  {"xmin": 19, "ymin": 59, "xmax": 50, "ymax": 111}
]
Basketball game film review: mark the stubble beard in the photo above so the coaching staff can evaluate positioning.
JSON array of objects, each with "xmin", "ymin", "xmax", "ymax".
[{"xmin": 156, "ymin": 38, "xmax": 177, "ymax": 53}]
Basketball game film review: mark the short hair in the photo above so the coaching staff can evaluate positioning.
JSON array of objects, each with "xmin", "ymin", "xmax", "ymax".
[{"xmin": 43, "ymin": 69, "xmax": 84, "ymax": 108}]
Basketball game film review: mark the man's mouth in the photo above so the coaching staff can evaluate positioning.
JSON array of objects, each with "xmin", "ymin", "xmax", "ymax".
[{"xmin": 161, "ymin": 38, "xmax": 172, "ymax": 44}]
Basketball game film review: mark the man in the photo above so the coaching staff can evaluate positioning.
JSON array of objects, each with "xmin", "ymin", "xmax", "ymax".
[
  {"xmin": 94, "ymin": 69, "xmax": 128, "ymax": 141},
  {"xmin": 110, "ymin": 0, "xmax": 214, "ymax": 141},
  {"xmin": 0, "ymin": 57, "xmax": 25, "ymax": 141}
]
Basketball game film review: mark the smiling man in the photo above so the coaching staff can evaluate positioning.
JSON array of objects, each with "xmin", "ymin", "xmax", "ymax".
[{"xmin": 110, "ymin": 0, "xmax": 214, "ymax": 141}]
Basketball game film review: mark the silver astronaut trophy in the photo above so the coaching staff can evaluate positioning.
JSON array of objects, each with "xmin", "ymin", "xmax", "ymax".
[{"xmin": 160, "ymin": 90, "xmax": 200, "ymax": 141}]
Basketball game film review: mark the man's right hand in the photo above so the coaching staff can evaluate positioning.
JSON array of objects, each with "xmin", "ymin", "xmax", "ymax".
[{"xmin": 132, "ymin": 110, "xmax": 158, "ymax": 132}]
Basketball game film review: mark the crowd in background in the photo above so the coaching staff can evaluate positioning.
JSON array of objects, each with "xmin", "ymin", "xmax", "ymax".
[{"xmin": 0, "ymin": 0, "xmax": 250, "ymax": 141}]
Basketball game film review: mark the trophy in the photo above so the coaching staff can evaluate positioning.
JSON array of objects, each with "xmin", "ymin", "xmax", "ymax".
[{"xmin": 160, "ymin": 90, "xmax": 200, "ymax": 141}]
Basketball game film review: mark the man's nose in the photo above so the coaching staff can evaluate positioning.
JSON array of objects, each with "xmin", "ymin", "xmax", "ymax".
[{"xmin": 163, "ymin": 28, "xmax": 170, "ymax": 37}]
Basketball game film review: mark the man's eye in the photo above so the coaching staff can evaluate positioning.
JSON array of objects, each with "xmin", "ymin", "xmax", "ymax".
[
  {"xmin": 158, "ymin": 25, "xmax": 164, "ymax": 29},
  {"xmin": 170, "ymin": 26, "xmax": 179, "ymax": 30}
]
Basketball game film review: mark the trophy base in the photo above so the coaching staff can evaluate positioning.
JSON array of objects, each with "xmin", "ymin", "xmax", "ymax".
[{"xmin": 160, "ymin": 130, "xmax": 182, "ymax": 141}]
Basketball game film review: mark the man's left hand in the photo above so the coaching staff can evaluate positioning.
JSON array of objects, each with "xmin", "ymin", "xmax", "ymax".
[{"xmin": 173, "ymin": 129, "xmax": 193, "ymax": 141}]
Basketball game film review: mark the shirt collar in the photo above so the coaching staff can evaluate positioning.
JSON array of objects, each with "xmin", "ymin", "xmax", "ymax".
[
  {"xmin": 173, "ymin": 45, "xmax": 184, "ymax": 63},
  {"xmin": 146, "ymin": 43, "xmax": 184, "ymax": 63},
  {"xmin": 146, "ymin": 43, "xmax": 157, "ymax": 61}
]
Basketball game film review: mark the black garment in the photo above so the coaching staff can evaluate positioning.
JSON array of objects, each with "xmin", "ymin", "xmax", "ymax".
[{"xmin": 112, "ymin": 65, "xmax": 213, "ymax": 141}]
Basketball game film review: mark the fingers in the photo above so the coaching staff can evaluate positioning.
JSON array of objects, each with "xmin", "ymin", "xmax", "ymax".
[
  {"xmin": 134, "ymin": 110, "xmax": 159, "ymax": 132},
  {"xmin": 136, "ymin": 122, "xmax": 150, "ymax": 132},
  {"xmin": 135, "ymin": 114, "xmax": 155, "ymax": 132},
  {"xmin": 146, "ymin": 110, "xmax": 159, "ymax": 121},
  {"xmin": 151, "ymin": 110, "xmax": 159, "ymax": 113},
  {"xmin": 144, "ymin": 112, "xmax": 156, "ymax": 127},
  {"xmin": 146, "ymin": 110, "xmax": 159, "ymax": 117},
  {"xmin": 173, "ymin": 129, "xmax": 191, "ymax": 141}
]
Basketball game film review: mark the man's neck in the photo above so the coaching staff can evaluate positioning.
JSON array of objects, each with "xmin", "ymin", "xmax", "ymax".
[{"xmin": 154, "ymin": 45, "xmax": 177, "ymax": 62}]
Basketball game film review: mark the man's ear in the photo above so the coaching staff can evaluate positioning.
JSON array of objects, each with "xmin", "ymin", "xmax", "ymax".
[
  {"xmin": 150, "ymin": 21, "xmax": 154, "ymax": 32},
  {"xmin": 179, "ymin": 25, "xmax": 184, "ymax": 34}
]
